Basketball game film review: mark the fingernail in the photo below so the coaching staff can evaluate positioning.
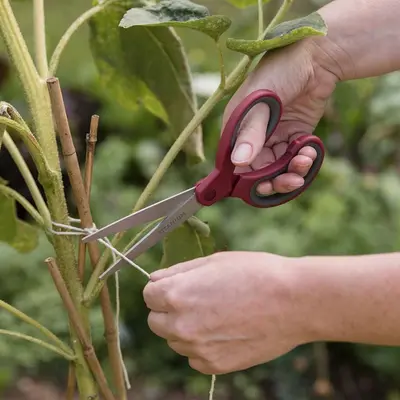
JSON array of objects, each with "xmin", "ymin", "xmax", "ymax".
[
  {"xmin": 289, "ymin": 177, "xmax": 304, "ymax": 189},
  {"xmin": 232, "ymin": 143, "xmax": 253, "ymax": 163}
]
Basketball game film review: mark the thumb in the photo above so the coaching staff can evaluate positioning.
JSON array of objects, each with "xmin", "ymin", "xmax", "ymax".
[
  {"xmin": 230, "ymin": 100, "xmax": 271, "ymax": 167},
  {"xmin": 224, "ymin": 45, "xmax": 311, "ymax": 167}
]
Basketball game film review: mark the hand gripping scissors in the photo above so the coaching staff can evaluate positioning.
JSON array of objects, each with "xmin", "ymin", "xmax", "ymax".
[{"xmin": 83, "ymin": 89, "xmax": 325, "ymax": 280}]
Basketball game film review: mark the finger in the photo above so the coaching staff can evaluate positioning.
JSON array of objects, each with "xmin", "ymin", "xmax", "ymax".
[
  {"xmin": 256, "ymin": 180, "xmax": 274, "ymax": 196},
  {"xmin": 297, "ymin": 145, "xmax": 317, "ymax": 160},
  {"xmin": 150, "ymin": 256, "xmax": 208, "ymax": 282},
  {"xmin": 272, "ymin": 173, "xmax": 305, "ymax": 193},
  {"xmin": 168, "ymin": 340, "xmax": 198, "ymax": 358},
  {"xmin": 143, "ymin": 280, "xmax": 171, "ymax": 312},
  {"xmin": 287, "ymin": 154, "xmax": 313, "ymax": 178},
  {"xmin": 231, "ymin": 102, "xmax": 271, "ymax": 167},
  {"xmin": 147, "ymin": 311, "xmax": 176, "ymax": 340},
  {"xmin": 255, "ymin": 153, "xmax": 313, "ymax": 195},
  {"xmin": 189, "ymin": 358, "xmax": 214, "ymax": 375}
]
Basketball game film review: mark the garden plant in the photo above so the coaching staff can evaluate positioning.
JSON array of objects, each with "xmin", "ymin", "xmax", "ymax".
[{"xmin": 0, "ymin": 0, "xmax": 329, "ymax": 398}]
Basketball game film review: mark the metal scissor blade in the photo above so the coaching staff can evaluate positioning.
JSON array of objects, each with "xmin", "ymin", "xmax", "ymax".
[
  {"xmin": 82, "ymin": 187, "xmax": 195, "ymax": 243},
  {"xmin": 99, "ymin": 192, "xmax": 203, "ymax": 279}
]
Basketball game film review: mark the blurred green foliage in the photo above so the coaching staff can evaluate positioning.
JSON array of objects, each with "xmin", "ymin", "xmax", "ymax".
[{"xmin": 1, "ymin": 0, "xmax": 400, "ymax": 399}]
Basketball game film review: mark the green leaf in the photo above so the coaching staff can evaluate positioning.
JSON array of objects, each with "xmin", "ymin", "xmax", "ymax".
[
  {"xmin": 9, "ymin": 220, "xmax": 39, "ymax": 253},
  {"xmin": 0, "ymin": 186, "xmax": 38, "ymax": 253},
  {"xmin": 119, "ymin": 0, "xmax": 232, "ymax": 41},
  {"xmin": 226, "ymin": 12, "xmax": 328, "ymax": 57},
  {"xmin": 90, "ymin": 3, "xmax": 205, "ymax": 163},
  {"xmin": 225, "ymin": 0, "xmax": 271, "ymax": 9},
  {"xmin": 160, "ymin": 221, "xmax": 215, "ymax": 268}
]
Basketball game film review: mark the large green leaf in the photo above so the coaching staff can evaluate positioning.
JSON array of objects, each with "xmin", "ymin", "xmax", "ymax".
[
  {"xmin": 225, "ymin": 0, "xmax": 272, "ymax": 9},
  {"xmin": 90, "ymin": 3, "xmax": 205, "ymax": 163},
  {"xmin": 119, "ymin": 0, "xmax": 232, "ymax": 41},
  {"xmin": 0, "ymin": 184, "xmax": 39, "ymax": 253},
  {"xmin": 226, "ymin": 12, "xmax": 327, "ymax": 57},
  {"xmin": 160, "ymin": 220, "xmax": 215, "ymax": 268}
]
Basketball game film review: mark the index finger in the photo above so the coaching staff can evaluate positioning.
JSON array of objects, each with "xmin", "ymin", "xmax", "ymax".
[{"xmin": 143, "ymin": 280, "xmax": 171, "ymax": 313}]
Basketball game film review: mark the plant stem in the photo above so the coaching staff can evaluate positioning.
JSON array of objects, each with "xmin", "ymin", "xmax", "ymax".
[
  {"xmin": 3, "ymin": 132, "xmax": 51, "ymax": 229},
  {"xmin": 0, "ymin": 0, "xmax": 57, "ymax": 167},
  {"xmin": 265, "ymin": 0, "xmax": 293, "ymax": 32},
  {"xmin": 0, "ymin": 299, "xmax": 74, "ymax": 355},
  {"xmin": 45, "ymin": 257, "xmax": 116, "ymax": 400},
  {"xmin": 49, "ymin": 0, "xmax": 118, "ymax": 76},
  {"xmin": 0, "ymin": 123, "xmax": 5, "ymax": 150},
  {"xmin": 0, "ymin": 118, "xmax": 55, "ymax": 185},
  {"xmin": 47, "ymin": 77, "xmax": 126, "ymax": 400},
  {"xmin": 216, "ymin": 42, "xmax": 226, "ymax": 90},
  {"xmin": 258, "ymin": 0, "xmax": 264, "ymax": 37},
  {"xmin": 66, "ymin": 363, "xmax": 76, "ymax": 400},
  {"xmin": 78, "ymin": 115, "xmax": 99, "ymax": 281},
  {"xmin": 33, "ymin": 0, "xmax": 48, "ymax": 78},
  {"xmin": 0, "ymin": 184, "xmax": 44, "ymax": 227},
  {"xmin": 0, "ymin": 329, "xmax": 76, "ymax": 360}
]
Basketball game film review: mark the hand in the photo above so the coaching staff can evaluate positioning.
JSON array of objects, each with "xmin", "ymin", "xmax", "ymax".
[
  {"xmin": 226, "ymin": 38, "xmax": 342, "ymax": 195},
  {"xmin": 143, "ymin": 252, "xmax": 308, "ymax": 375}
]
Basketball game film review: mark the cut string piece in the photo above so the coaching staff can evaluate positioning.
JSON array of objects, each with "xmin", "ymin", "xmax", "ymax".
[{"xmin": 49, "ymin": 218, "xmax": 216, "ymax": 399}]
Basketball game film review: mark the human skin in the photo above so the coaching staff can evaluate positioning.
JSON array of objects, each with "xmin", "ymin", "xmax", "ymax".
[{"xmin": 143, "ymin": 0, "xmax": 400, "ymax": 375}]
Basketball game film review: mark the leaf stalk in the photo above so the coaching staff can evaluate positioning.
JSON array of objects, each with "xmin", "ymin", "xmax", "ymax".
[
  {"xmin": 0, "ymin": 329, "xmax": 76, "ymax": 361},
  {"xmin": 33, "ymin": 0, "xmax": 49, "ymax": 78}
]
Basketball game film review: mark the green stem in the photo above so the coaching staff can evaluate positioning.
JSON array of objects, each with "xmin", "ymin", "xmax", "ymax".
[
  {"xmin": 33, "ymin": 0, "xmax": 48, "ymax": 78},
  {"xmin": 0, "ymin": 118, "xmax": 55, "ymax": 184},
  {"xmin": 3, "ymin": 132, "xmax": 51, "ymax": 229},
  {"xmin": 0, "ymin": 329, "xmax": 76, "ymax": 361},
  {"xmin": 265, "ymin": 0, "xmax": 293, "ymax": 32},
  {"xmin": 258, "ymin": 0, "xmax": 264, "ymax": 37},
  {"xmin": 0, "ymin": 299, "xmax": 74, "ymax": 355},
  {"xmin": 0, "ymin": 0, "xmax": 56, "ymax": 167},
  {"xmin": 0, "ymin": 184, "xmax": 44, "ymax": 227},
  {"xmin": 49, "ymin": 0, "xmax": 118, "ymax": 76},
  {"xmin": 216, "ymin": 41, "xmax": 226, "ymax": 90}
]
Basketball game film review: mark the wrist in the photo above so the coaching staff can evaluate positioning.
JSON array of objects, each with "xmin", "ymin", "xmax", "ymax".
[
  {"xmin": 264, "ymin": 255, "xmax": 326, "ymax": 346},
  {"xmin": 310, "ymin": 0, "xmax": 400, "ymax": 81}
]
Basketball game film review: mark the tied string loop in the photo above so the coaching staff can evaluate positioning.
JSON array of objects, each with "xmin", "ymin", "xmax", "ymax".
[
  {"xmin": 48, "ymin": 220, "xmax": 150, "ymax": 279},
  {"xmin": 48, "ymin": 218, "xmax": 216, "ymax": 399}
]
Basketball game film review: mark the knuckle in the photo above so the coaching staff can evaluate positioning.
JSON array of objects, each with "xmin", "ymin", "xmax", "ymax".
[
  {"xmin": 172, "ymin": 319, "xmax": 194, "ymax": 342},
  {"xmin": 164, "ymin": 289, "xmax": 181, "ymax": 310}
]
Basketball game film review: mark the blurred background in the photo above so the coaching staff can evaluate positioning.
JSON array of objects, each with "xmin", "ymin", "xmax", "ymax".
[{"xmin": 2, "ymin": 0, "xmax": 400, "ymax": 399}]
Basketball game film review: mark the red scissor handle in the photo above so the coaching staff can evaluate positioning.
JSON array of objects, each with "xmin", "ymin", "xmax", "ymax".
[{"xmin": 195, "ymin": 89, "xmax": 325, "ymax": 208}]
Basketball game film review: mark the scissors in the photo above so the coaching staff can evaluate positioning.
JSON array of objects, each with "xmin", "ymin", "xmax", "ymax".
[{"xmin": 83, "ymin": 89, "xmax": 325, "ymax": 280}]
